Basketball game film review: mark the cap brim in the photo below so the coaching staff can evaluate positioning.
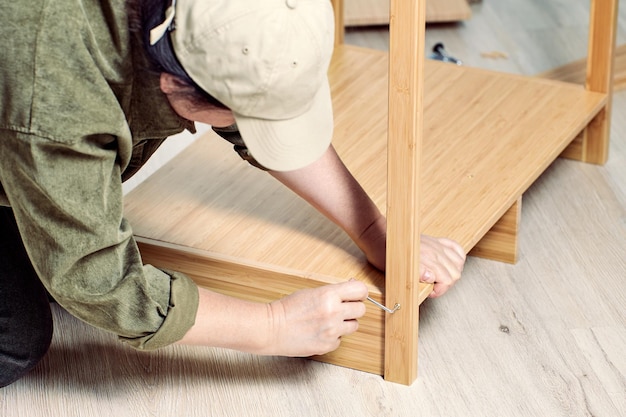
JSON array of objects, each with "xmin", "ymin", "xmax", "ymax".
[{"xmin": 233, "ymin": 79, "xmax": 333, "ymax": 172}]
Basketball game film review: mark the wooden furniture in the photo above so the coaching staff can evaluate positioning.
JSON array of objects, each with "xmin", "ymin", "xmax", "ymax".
[
  {"xmin": 124, "ymin": 0, "xmax": 617, "ymax": 385},
  {"xmin": 344, "ymin": 0, "xmax": 471, "ymax": 26}
]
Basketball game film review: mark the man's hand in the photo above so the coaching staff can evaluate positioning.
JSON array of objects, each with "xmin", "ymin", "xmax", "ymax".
[
  {"xmin": 177, "ymin": 280, "xmax": 367, "ymax": 357},
  {"xmin": 269, "ymin": 145, "xmax": 466, "ymax": 300},
  {"xmin": 265, "ymin": 280, "xmax": 368, "ymax": 357},
  {"xmin": 357, "ymin": 216, "xmax": 466, "ymax": 298}
]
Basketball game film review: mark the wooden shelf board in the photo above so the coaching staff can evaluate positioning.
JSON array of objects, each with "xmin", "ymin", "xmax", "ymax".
[
  {"xmin": 124, "ymin": 45, "xmax": 606, "ymax": 375},
  {"xmin": 332, "ymin": 46, "xmax": 607, "ymax": 251},
  {"xmin": 125, "ymin": 43, "xmax": 606, "ymax": 295},
  {"xmin": 345, "ymin": 0, "xmax": 472, "ymax": 26},
  {"xmin": 132, "ymin": 236, "xmax": 432, "ymax": 376}
]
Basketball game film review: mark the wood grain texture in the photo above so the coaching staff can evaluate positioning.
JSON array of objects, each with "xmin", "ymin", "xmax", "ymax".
[
  {"xmin": 331, "ymin": 0, "xmax": 345, "ymax": 45},
  {"xmin": 344, "ymin": 0, "xmax": 472, "ymax": 26},
  {"xmin": 576, "ymin": 0, "xmax": 619, "ymax": 165},
  {"xmin": 383, "ymin": 0, "xmax": 426, "ymax": 385},
  {"xmin": 538, "ymin": 44, "xmax": 626, "ymax": 92},
  {"xmin": 134, "ymin": 237, "xmax": 429, "ymax": 375},
  {"xmin": 124, "ymin": 50, "xmax": 607, "ymax": 273},
  {"xmin": 469, "ymin": 197, "xmax": 521, "ymax": 264},
  {"xmin": 3, "ymin": 1, "xmax": 625, "ymax": 415},
  {"xmin": 122, "ymin": 33, "xmax": 608, "ymax": 380}
]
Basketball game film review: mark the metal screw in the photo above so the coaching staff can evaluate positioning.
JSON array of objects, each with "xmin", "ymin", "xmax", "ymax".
[{"xmin": 429, "ymin": 42, "xmax": 463, "ymax": 65}]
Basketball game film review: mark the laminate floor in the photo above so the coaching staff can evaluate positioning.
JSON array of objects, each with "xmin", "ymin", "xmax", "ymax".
[{"xmin": 2, "ymin": 1, "xmax": 625, "ymax": 416}]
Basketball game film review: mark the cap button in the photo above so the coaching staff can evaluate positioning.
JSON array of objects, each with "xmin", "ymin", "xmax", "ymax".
[{"xmin": 286, "ymin": 0, "xmax": 297, "ymax": 9}]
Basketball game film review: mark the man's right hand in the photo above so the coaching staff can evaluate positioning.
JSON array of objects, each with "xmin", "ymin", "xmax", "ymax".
[{"xmin": 264, "ymin": 280, "xmax": 368, "ymax": 357}]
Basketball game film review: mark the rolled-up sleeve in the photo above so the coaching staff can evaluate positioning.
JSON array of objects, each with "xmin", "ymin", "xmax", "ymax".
[{"xmin": 0, "ymin": 130, "xmax": 198, "ymax": 350}]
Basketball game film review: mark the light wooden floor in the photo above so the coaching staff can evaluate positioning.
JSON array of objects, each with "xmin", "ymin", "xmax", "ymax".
[{"xmin": 3, "ymin": 1, "xmax": 625, "ymax": 416}]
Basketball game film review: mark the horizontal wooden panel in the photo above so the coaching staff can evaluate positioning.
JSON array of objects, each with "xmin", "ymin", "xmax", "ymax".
[
  {"xmin": 124, "ymin": 43, "xmax": 606, "ymax": 378},
  {"xmin": 344, "ymin": 0, "xmax": 472, "ymax": 26},
  {"xmin": 135, "ymin": 238, "xmax": 433, "ymax": 375},
  {"xmin": 125, "ymin": 45, "xmax": 606, "ymax": 292}
]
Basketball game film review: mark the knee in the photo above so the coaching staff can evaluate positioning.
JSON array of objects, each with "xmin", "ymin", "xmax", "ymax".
[{"xmin": 0, "ymin": 313, "xmax": 53, "ymax": 388}]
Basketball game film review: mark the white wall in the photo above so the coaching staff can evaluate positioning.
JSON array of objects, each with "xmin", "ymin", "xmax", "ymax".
[{"xmin": 122, "ymin": 123, "xmax": 212, "ymax": 195}]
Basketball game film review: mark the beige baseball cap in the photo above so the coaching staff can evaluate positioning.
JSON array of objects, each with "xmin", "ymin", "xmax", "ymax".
[{"xmin": 150, "ymin": 0, "xmax": 336, "ymax": 171}]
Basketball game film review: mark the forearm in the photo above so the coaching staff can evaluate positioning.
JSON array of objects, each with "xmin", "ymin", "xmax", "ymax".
[
  {"xmin": 269, "ymin": 145, "xmax": 387, "ymax": 269},
  {"xmin": 176, "ymin": 287, "xmax": 273, "ymax": 354},
  {"xmin": 177, "ymin": 281, "xmax": 368, "ymax": 357},
  {"xmin": 268, "ymin": 144, "xmax": 466, "ymax": 298}
]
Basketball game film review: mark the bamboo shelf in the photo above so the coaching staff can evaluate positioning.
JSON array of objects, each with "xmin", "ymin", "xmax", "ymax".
[{"xmin": 124, "ymin": 0, "xmax": 617, "ymax": 385}]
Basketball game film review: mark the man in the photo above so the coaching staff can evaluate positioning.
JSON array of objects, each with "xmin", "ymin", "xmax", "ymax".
[{"xmin": 0, "ymin": 0, "xmax": 465, "ymax": 387}]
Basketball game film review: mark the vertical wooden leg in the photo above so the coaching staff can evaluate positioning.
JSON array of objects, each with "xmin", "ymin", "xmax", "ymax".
[
  {"xmin": 561, "ymin": 107, "xmax": 611, "ymax": 164},
  {"xmin": 330, "ymin": 0, "xmax": 345, "ymax": 46},
  {"xmin": 560, "ymin": 131, "xmax": 584, "ymax": 161},
  {"xmin": 469, "ymin": 198, "xmax": 521, "ymax": 264},
  {"xmin": 561, "ymin": 0, "xmax": 618, "ymax": 165},
  {"xmin": 384, "ymin": 0, "xmax": 426, "ymax": 385}
]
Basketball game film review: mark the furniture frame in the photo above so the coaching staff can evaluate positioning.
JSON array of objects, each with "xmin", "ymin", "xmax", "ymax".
[{"xmin": 124, "ymin": 0, "xmax": 618, "ymax": 385}]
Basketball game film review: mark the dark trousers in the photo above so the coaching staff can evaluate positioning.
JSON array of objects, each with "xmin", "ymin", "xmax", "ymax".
[{"xmin": 0, "ymin": 206, "xmax": 53, "ymax": 388}]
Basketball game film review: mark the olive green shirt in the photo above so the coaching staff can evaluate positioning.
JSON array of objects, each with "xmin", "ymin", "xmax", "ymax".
[{"xmin": 0, "ymin": 0, "xmax": 200, "ymax": 349}]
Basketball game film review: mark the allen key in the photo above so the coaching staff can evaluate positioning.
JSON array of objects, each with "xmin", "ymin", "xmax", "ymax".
[{"xmin": 367, "ymin": 296, "xmax": 401, "ymax": 314}]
